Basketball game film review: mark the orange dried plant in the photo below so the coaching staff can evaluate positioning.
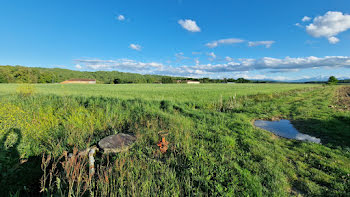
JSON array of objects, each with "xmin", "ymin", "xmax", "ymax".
[{"xmin": 157, "ymin": 137, "xmax": 169, "ymax": 153}]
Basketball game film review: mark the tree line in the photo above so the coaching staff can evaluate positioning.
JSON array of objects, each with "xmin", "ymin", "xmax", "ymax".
[
  {"xmin": 305, "ymin": 76, "xmax": 347, "ymax": 84},
  {"xmin": 0, "ymin": 65, "xmax": 252, "ymax": 84},
  {"xmin": 0, "ymin": 65, "xmax": 179, "ymax": 84}
]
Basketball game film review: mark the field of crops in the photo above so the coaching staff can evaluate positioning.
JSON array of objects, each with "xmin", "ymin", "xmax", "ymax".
[{"xmin": 0, "ymin": 83, "xmax": 349, "ymax": 196}]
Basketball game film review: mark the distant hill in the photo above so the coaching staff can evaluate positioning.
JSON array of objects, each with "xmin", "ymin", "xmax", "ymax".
[
  {"xmin": 271, "ymin": 76, "xmax": 350, "ymax": 83},
  {"xmin": 0, "ymin": 65, "xmax": 184, "ymax": 84},
  {"xmin": 339, "ymin": 79, "xmax": 350, "ymax": 83},
  {"xmin": 304, "ymin": 79, "xmax": 350, "ymax": 84}
]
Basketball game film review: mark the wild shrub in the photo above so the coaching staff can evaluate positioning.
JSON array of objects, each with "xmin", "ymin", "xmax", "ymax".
[{"xmin": 16, "ymin": 84, "xmax": 36, "ymax": 97}]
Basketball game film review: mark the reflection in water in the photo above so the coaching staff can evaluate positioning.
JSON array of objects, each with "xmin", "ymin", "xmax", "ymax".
[{"xmin": 254, "ymin": 119, "xmax": 321, "ymax": 144}]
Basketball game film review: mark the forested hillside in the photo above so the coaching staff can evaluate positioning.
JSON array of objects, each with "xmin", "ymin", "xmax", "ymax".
[
  {"xmin": 0, "ymin": 65, "xmax": 182, "ymax": 84},
  {"xmin": 0, "ymin": 65, "xmax": 255, "ymax": 84}
]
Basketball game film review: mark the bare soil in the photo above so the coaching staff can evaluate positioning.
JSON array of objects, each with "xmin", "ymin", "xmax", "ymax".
[{"xmin": 334, "ymin": 86, "xmax": 350, "ymax": 111}]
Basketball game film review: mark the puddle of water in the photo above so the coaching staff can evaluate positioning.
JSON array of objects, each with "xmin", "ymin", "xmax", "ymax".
[{"xmin": 254, "ymin": 119, "xmax": 321, "ymax": 144}]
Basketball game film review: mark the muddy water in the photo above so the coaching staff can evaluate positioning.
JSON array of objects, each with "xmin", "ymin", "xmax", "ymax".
[{"xmin": 254, "ymin": 119, "xmax": 321, "ymax": 144}]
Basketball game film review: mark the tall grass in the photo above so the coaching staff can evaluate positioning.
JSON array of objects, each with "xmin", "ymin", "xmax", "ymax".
[
  {"xmin": 0, "ymin": 83, "xmax": 319, "ymax": 104},
  {"xmin": 0, "ymin": 84, "xmax": 349, "ymax": 196}
]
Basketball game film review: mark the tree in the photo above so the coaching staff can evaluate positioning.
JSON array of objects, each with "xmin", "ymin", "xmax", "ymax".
[
  {"xmin": 328, "ymin": 76, "xmax": 338, "ymax": 85},
  {"xmin": 161, "ymin": 77, "xmax": 174, "ymax": 84},
  {"xmin": 0, "ymin": 74, "xmax": 6, "ymax": 83},
  {"xmin": 113, "ymin": 78, "xmax": 121, "ymax": 84},
  {"xmin": 38, "ymin": 73, "xmax": 53, "ymax": 83},
  {"xmin": 236, "ymin": 78, "xmax": 251, "ymax": 83},
  {"xmin": 200, "ymin": 78, "xmax": 210, "ymax": 83}
]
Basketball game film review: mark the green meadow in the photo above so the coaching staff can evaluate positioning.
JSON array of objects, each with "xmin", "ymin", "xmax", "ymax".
[
  {"xmin": 0, "ymin": 83, "xmax": 349, "ymax": 196},
  {"xmin": 0, "ymin": 83, "xmax": 318, "ymax": 103}
]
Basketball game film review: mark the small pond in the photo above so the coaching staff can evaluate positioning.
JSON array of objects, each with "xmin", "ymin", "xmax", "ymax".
[{"xmin": 254, "ymin": 119, "xmax": 321, "ymax": 144}]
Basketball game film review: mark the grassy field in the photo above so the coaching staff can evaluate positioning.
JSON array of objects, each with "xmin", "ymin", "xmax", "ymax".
[
  {"xmin": 0, "ymin": 83, "xmax": 349, "ymax": 196},
  {"xmin": 0, "ymin": 83, "xmax": 319, "ymax": 104}
]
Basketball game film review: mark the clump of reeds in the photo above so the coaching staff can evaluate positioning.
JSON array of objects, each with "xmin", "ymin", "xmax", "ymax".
[{"xmin": 41, "ymin": 148, "xmax": 92, "ymax": 196}]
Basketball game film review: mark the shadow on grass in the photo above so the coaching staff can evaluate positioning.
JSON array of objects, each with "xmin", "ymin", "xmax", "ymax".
[
  {"xmin": 0, "ymin": 128, "xmax": 42, "ymax": 196},
  {"xmin": 292, "ymin": 115, "xmax": 350, "ymax": 148}
]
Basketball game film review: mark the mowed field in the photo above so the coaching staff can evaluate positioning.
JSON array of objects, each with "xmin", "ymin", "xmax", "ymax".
[{"xmin": 0, "ymin": 83, "xmax": 349, "ymax": 196}]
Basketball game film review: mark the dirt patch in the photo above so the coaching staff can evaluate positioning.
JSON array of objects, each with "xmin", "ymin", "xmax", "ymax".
[
  {"xmin": 270, "ymin": 134, "xmax": 279, "ymax": 140},
  {"xmin": 334, "ymin": 86, "xmax": 350, "ymax": 111}
]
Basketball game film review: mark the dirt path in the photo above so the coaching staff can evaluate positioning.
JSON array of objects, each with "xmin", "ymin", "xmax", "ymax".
[{"xmin": 335, "ymin": 86, "xmax": 350, "ymax": 111}]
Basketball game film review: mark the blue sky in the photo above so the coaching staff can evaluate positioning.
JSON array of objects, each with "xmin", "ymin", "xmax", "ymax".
[{"xmin": 1, "ymin": 0, "xmax": 350, "ymax": 81}]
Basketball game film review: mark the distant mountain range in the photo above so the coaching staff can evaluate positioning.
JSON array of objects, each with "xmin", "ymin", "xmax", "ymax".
[
  {"xmin": 254, "ymin": 76, "xmax": 350, "ymax": 83},
  {"xmin": 289, "ymin": 76, "xmax": 350, "ymax": 83}
]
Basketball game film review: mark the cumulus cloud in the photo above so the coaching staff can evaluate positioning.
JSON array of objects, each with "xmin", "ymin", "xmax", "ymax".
[
  {"xmin": 206, "ymin": 38, "xmax": 244, "ymax": 48},
  {"xmin": 207, "ymin": 52, "xmax": 216, "ymax": 59},
  {"xmin": 75, "ymin": 59, "xmax": 164, "ymax": 73},
  {"xmin": 302, "ymin": 16, "xmax": 311, "ymax": 22},
  {"xmin": 328, "ymin": 36, "xmax": 340, "ymax": 44},
  {"xmin": 75, "ymin": 56, "xmax": 350, "ymax": 78},
  {"xmin": 117, "ymin": 15, "xmax": 125, "ymax": 21},
  {"xmin": 248, "ymin": 41, "xmax": 275, "ymax": 48},
  {"xmin": 129, "ymin": 44, "xmax": 142, "ymax": 51},
  {"xmin": 178, "ymin": 19, "xmax": 201, "ymax": 32},
  {"xmin": 75, "ymin": 64, "xmax": 82, "ymax": 69},
  {"xmin": 305, "ymin": 11, "xmax": 350, "ymax": 44},
  {"xmin": 225, "ymin": 56, "xmax": 233, "ymax": 61}
]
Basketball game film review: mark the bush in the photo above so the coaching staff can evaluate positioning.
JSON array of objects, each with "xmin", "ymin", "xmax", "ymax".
[{"xmin": 16, "ymin": 84, "xmax": 36, "ymax": 97}]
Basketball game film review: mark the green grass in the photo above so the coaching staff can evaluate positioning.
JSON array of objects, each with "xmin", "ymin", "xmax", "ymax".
[
  {"xmin": 0, "ymin": 83, "xmax": 318, "ymax": 104},
  {"xmin": 0, "ymin": 83, "xmax": 349, "ymax": 196}
]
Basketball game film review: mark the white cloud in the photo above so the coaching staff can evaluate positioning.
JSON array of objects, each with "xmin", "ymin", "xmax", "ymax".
[
  {"xmin": 178, "ymin": 19, "xmax": 201, "ymax": 32},
  {"xmin": 194, "ymin": 58, "xmax": 200, "ymax": 65},
  {"xmin": 295, "ymin": 23, "xmax": 303, "ymax": 28},
  {"xmin": 302, "ymin": 16, "xmax": 311, "ymax": 22},
  {"xmin": 305, "ymin": 11, "xmax": 350, "ymax": 44},
  {"xmin": 75, "ymin": 56, "xmax": 350, "ymax": 78},
  {"xmin": 268, "ymin": 68, "xmax": 300, "ymax": 73},
  {"xmin": 207, "ymin": 52, "xmax": 216, "ymax": 59},
  {"xmin": 129, "ymin": 44, "xmax": 142, "ymax": 51},
  {"xmin": 206, "ymin": 38, "xmax": 244, "ymax": 48},
  {"xmin": 75, "ymin": 64, "xmax": 82, "ymax": 69},
  {"xmin": 75, "ymin": 58, "xmax": 164, "ymax": 73},
  {"xmin": 328, "ymin": 36, "xmax": 340, "ymax": 44},
  {"xmin": 117, "ymin": 15, "xmax": 125, "ymax": 21},
  {"xmin": 248, "ymin": 41, "xmax": 275, "ymax": 48},
  {"xmin": 175, "ymin": 52, "xmax": 189, "ymax": 61},
  {"xmin": 225, "ymin": 56, "xmax": 233, "ymax": 61}
]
